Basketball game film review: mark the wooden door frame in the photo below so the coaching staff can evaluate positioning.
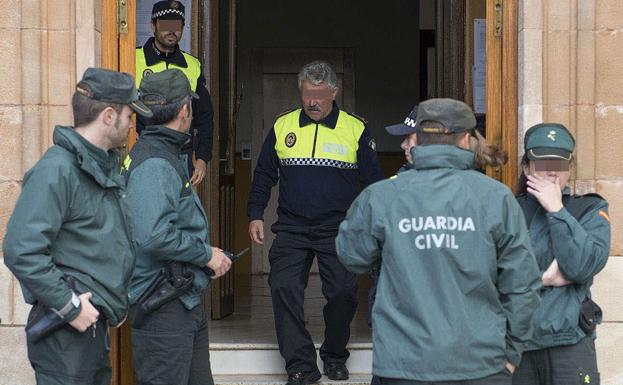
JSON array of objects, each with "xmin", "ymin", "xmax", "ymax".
[
  {"xmin": 101, "ymin": 1, "xmax": 137, "ymax": 383},
  {"xmin": 486, "ymin": 0, "xmax": 518, "ymax": 191}
]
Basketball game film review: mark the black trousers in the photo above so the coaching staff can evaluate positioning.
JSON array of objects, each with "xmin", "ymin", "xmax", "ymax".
[
  {"xmin": 378, "ymin": 369, "xmax": 512, "ymax": 385},
  {"xmin": 268, "ymin": 229, "xmax": 358, "ymax": 374},
  {"xmin": 130, "ymin": 299, "xmax": 214, "ymax": 385},
  {"xmin": 512, "ymin": 337, "xmax": 600, "ymax": 385},
  {"xmin": 27, "ymin": 309, "xmax": 111, "ymax": 385}
]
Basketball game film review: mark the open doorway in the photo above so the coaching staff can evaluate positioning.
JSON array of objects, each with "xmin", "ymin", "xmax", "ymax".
[
  {"xmin": 211, "ymin": 0, "xmax": 492, "ymax": 344},
  {"xmin": 117, "ymin": 0, "xmax": 518, "ymax": 380}
]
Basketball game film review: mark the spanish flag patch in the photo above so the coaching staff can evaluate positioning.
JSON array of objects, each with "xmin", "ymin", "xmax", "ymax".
[{"xmin": 599, "ymin": 210, "xmax": 610, "ymax": 223}]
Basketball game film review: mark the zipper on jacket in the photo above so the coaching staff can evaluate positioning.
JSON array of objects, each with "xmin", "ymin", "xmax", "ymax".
[{"xmin": 311, "ymin": 123, "xmax": 319, "ymax": 158}]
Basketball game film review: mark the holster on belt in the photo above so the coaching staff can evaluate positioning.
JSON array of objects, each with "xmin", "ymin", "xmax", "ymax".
[
  {"xmin": 132, "ymin": 261, "xmax": 194, "ymax": 327},
  {"xmin": 26, "ymin": 276, "xmax": 78, "ymax": 344},
  {"xmin": 579, "ymin": 297, "xmax": 602, "ymax": 336}
]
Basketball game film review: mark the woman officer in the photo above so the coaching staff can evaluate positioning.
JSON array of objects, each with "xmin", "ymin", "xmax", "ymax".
[{"xmin": 513, "ymin": 123, "xmax": 611, "ymax": 385}]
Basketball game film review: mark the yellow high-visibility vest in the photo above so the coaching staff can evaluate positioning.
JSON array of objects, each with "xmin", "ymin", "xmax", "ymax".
[
  {"xmin": 273, "ymin": 109, "xmax": 364, "ymax": 169},
  {"xmin": 135, "ymin": 47, "xmax": 201, "ymax": 91}
]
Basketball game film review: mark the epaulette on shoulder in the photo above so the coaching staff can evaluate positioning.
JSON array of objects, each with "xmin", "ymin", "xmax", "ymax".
[
  {"xmin": 275, "ymin": 108, "xmax": 297, "ymax": 120},
  {"xmin": 347, "ymin": 111, "xmax": 368, "ymax": 125},
  {"xmin": 577, "ymin": 192, "xmax": 606, "ymax": 201}
]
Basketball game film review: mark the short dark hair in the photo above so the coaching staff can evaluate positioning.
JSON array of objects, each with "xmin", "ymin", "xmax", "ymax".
[
  {"xmin": 416, "ymin": 120, "xmax": 467, "ymax": 146},
  {"xmin": 143, "ymin": 96, "xmax": 191, "ymax": 126},
  {"xmin": 72, "ymin": 91, "xmax": 124, "ymax": 128}
]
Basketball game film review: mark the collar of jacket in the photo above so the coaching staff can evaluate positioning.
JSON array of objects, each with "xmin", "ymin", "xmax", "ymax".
[
  {"xmin": 140, "ymin": 124, "xmax": 191, "ymax": 150},
  {"xmin": 53, "ymin": 125, "xmax": 122, "ymax": 188},
  {"xmin": 299, "ymin": 101, "xmax": 339, "ymax": 129},
  {"xmin": 411, "ymin": 145, "xmax": 475, "ymax": 171},
  {"xmin": 143, "ymin": 37, "xmax": 188, "ymax": 68}
]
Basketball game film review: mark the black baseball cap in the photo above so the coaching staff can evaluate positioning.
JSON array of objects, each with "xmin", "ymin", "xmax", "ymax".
[
  {"xmin": 385, "ymin": 105, "xmax": 418, "ymax": 136},
  {"xmin": 151, "ymin": 0, "xmax": 185, "ymax": 21},
  {"xmin": 76, "ymin": 68, "xmax": 152, "ymax": 117}
]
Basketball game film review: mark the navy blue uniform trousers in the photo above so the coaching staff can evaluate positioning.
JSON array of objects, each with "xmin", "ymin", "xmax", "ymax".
[{"xmin": 268, "ymin": 227, "xmax": 358, "ymax": 375}]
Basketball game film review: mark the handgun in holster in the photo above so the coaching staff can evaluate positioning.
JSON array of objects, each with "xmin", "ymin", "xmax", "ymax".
[
  {"xmin": 25, "ymin": 276, "xmax": 78, "ymax": 344},
  {"xmin": 579, "ymin": 297, "xmax": 603, "ymax": 336},
  {"xmin": 132, "ymin": 261, "xmax": 195, "ymax": 327}
]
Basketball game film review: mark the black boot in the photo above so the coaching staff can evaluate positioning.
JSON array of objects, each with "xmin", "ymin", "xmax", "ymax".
[
  {"xmin": 286, "ymin": 369, "xmax": 322, "ymax": 385},
  {"xmin": 324, "ymin": 362, "xmax": 349, "ymax": 381}
]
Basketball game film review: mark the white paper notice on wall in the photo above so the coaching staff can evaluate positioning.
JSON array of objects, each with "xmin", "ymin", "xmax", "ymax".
[
  {"xmin": 136, "ymin": 0, "xmax": 192, "ymax": 54},
  {"xmin": 473, "ymin": 19, "xmax": 486, "ymax": 114}
]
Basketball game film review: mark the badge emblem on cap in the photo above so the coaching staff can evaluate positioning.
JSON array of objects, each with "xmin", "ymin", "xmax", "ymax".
[
  {"xmin": 142, "ymin": 69, "xmax": 154, "ymax": 79},
  {"xmin": 548, "ymin": 130, "xmax": 557, "ymax": 141},
  {"xmin": 285, "ymin": 133, "xmax": 297, "ymax": 148},
  {"xmin": 170, "ymin": 1, "xmax": 180, "ymax": 9}
]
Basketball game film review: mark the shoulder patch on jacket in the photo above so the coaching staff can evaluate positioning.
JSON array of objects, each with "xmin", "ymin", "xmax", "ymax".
[
  {"xmin": 563, "ymin": 194, "xmax": 607, "ymax": 222},
  {"xmin": 347, "ymin": 111, "xmax": 368, "ymax": 125},
  {"xmin": 599, "ymin": 210, "xmax": 610, "ymax": 223}
]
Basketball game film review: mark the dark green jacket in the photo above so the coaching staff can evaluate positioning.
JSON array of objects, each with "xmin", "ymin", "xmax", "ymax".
[
  {"xmin": 336, "ymin": 145, "xmax": 541, "ymax": 381},
  {"xmin": 517, "ymin": 190, "xmax": 610, "ymax": 350},
  {"xmin": 3, "ymin": 126, "xmax": 135, "ymax": 325},
  {"xmin": 123, "ymin": 125, "xmax": 212, "ymax": 310}
]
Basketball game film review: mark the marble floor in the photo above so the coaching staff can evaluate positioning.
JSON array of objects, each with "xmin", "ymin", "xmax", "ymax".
[{"xmin": 209, "ymin": 273, "xmax": 373, "ymax": 345}]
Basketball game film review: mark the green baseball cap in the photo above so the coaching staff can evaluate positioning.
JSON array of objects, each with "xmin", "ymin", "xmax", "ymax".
[
  {"xmin": 524, "ymin": 123, "xmax": 575, "ymax": 160},
  {"xmin": 76, "ymin": 67, "xmax": 152, "ymax": 117},
  {"xmin": 139, "ymin": 69, "xmax": 199, "ymax": 106},
  {"xmin": 414, "ymin": 98, "xmax": 476, "ymax": 134}
]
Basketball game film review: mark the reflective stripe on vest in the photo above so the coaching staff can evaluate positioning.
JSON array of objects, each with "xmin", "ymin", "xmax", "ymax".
[
  {"xmin": 135, "ymin": 48, "xmax": 201, "ymax": 91},
  {"xmin": 273, "ymin": 109, "xmax": 363, "ymax": 169}
]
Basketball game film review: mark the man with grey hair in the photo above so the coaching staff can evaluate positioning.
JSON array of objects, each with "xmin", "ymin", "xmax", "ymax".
[{"xmin": 248, "ymin": 60, "xmax": 384, "ymax": 385}]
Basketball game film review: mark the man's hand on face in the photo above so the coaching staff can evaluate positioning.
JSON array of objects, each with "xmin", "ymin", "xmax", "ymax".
[
  {"xmin": 191, "ymin": 159, "xmax": 207, "ymax": 185},
  {"xmin": 69, "ymin": 292, "xmax": 100, "ymax": 332},
  {"xmin": 248, "ymin": 219, "xmax": 264, "ymax": 245}
]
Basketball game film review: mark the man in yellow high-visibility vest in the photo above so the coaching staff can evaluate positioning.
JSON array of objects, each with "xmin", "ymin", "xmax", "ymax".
[{"xmin": 136, "ymin": 0, "xmax": 213, "ymax": 185}]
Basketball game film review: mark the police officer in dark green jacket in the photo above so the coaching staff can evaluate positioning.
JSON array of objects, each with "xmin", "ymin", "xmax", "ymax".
[
  {"xmin": 512, "ymin": 123, "xmax": 610, "ymax": 385},
  {"xmin": 123, "ymin": 69, "xmax": 231, "ymax": 385},
  {"xmin": 3, "ymin": 68, "xmax": 152, "ymax": 385},
  {"xmin": 336, "ymin": 98, "xmax": 542, "ymax": 385}
]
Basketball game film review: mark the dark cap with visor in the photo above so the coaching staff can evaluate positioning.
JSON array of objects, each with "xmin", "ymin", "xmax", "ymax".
[
  {"xmin": 151, "ymin": 0, "xmax": 185, "ymax": 20},
  {"xmin": 139, "ymin": 68, "xmax": 199, "ymax": 106},
  {"xmin": 386, "ymin": 98, "xmax": 476, "ymax": 135},
  {"xmin": 76, "ymin": 67, "xmax": 152, "ymax": 117},
  {"xmin": 524, "ymin": 123, "xmax": 575, "ymax": 160}
]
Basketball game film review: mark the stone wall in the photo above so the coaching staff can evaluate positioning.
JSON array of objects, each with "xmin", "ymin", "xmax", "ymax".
[
  {"xmin": 0, "ymin": 1, "xmax": 101, "ymax": 384},
  {"xmin": 519, "ymin": 0, "xmax": 623, "ymax": 383}
]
